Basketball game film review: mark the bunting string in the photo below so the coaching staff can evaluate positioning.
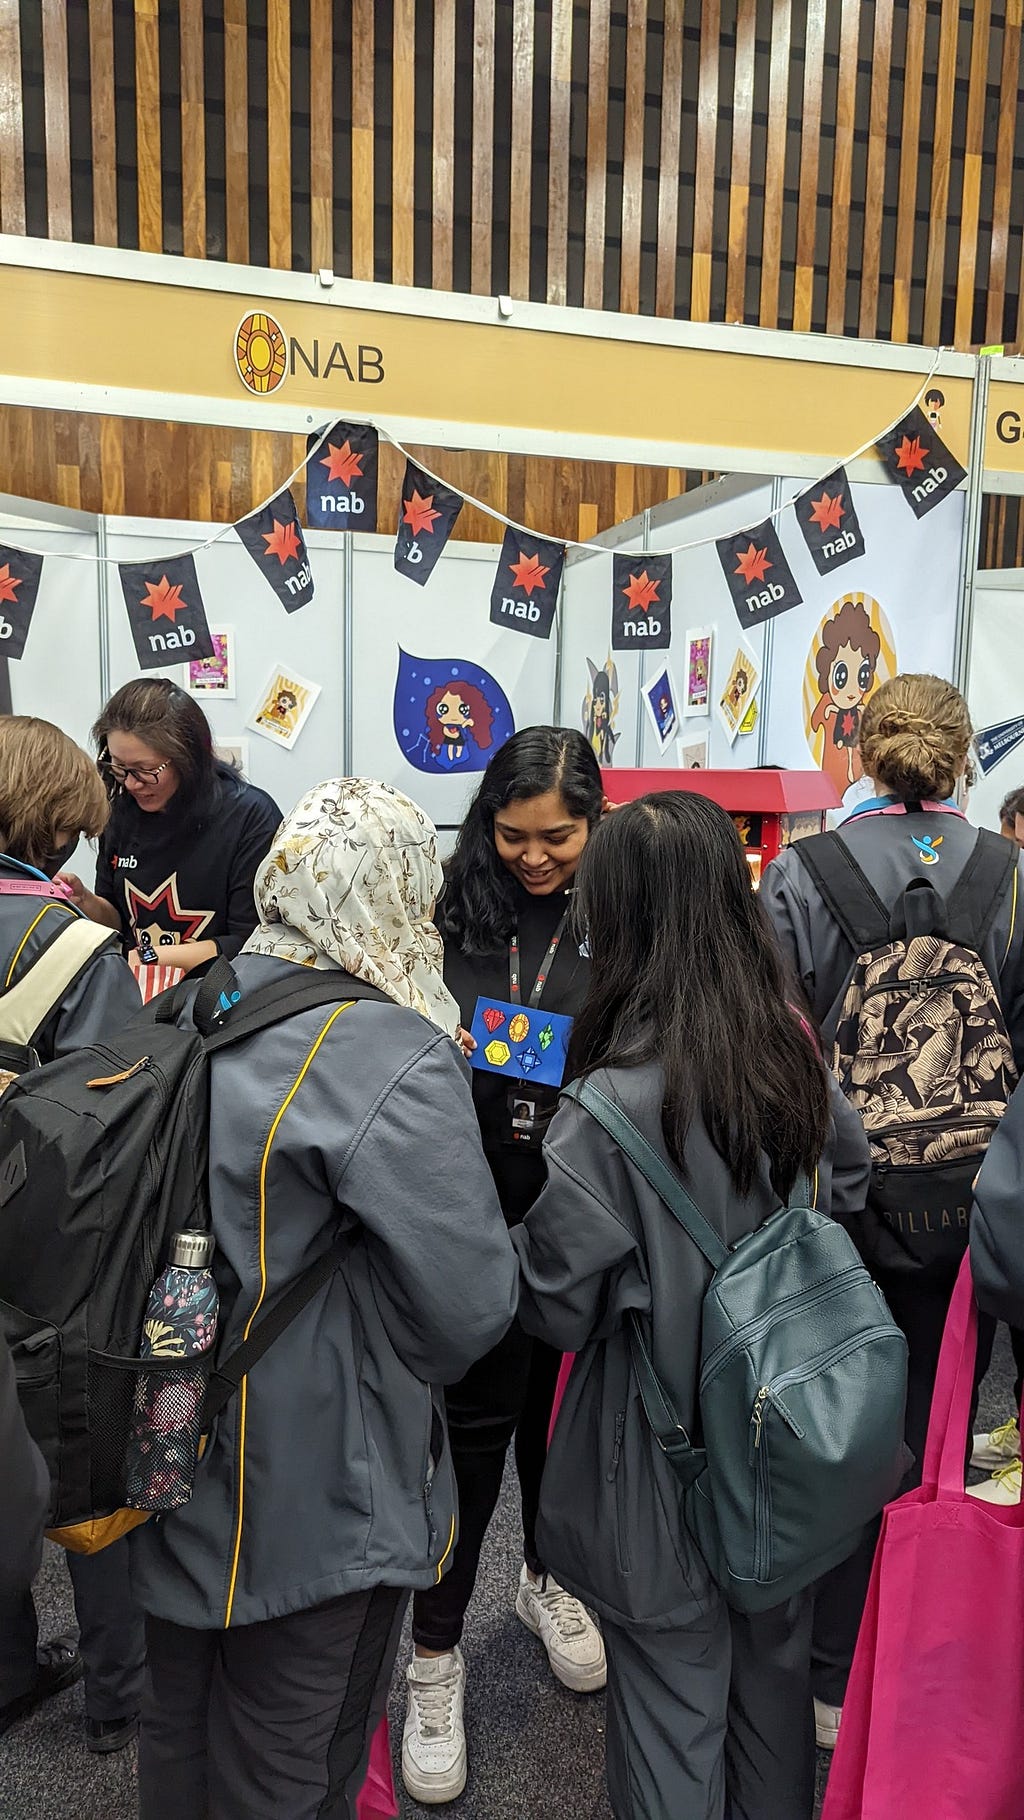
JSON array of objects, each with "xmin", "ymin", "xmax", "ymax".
[{"xmin": 0, "ymin": 347, "xmax": 946, "ymax": 566}]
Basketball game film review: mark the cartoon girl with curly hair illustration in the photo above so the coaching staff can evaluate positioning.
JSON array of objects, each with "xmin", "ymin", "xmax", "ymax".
[
  {"xmin": 810, "ymin": 598, "xmax": 882, "ymax": 796},
  {"xmin": 425, "ymin": 681, "xmax": 496, "ymax": 770}
]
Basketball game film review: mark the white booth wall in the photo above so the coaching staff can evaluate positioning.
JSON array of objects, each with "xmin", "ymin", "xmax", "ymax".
[{"xmin": 967, "ymin": 571, "xmax": 1024, "ymax": 832}]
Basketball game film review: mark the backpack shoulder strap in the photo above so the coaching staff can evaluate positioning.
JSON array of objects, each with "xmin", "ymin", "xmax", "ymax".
[
  {"xmin": 944, "ymin": 828, "xmax": 1018, "ymax": 952},
  {"xmin": 790, "ymin": 831, "xmax": 892, "ymax": 953},
  {"xmin": 202, "ymin": 971, "xmax": 390, "ymax": 1054},
  {"xmin": 563, "ymin": 1078, "xmax": 729, "ymax": 1270},
  {"xmin": 0, "ymin": 917, "xmax": 118, "ymax": 1046}
]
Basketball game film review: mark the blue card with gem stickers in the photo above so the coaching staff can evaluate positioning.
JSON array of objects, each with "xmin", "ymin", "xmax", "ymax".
[{"xmin": 468, "ymin": 998, "xmax": 574, "ymax": 1088}]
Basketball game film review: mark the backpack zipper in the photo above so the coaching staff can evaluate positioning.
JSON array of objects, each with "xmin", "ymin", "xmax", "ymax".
[
  {"xmin": 701, "ymin": 1266, "xmax": 863, "ymax": 1391},
  {"xmin": 866, "ymin": 1113, "xmax": 999, "ymax": 1143},
  {"xmin": 753, "ymin": 1410, "xmax": 772, "ymax": 1581},
  {"xmin": 860, "ymin": 971, "xmax": 977, "ymax": 1001}
]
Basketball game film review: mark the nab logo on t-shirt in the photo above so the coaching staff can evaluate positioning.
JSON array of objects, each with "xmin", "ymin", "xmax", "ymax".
[{"xmin": 112, "ymin": 855, "xmax": 138, "ymax": 871}]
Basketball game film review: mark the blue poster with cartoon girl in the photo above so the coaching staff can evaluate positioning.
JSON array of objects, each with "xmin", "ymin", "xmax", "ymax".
[{"xmin": 393, "ymin": 649, "xmax": 516, "ymax": 774}]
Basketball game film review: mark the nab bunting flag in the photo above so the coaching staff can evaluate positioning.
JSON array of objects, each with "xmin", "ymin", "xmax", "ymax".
[
  {"xmin": 306, "ymin": 422, "xmax": 378, "ymax": 530},
  {"xmin": 119, "ymin": 554, "xmax": 214, "ymax": 671},
  {"xmin": 794, "ymin": 467, "xmax": 865, "ymax": 575},
  {"xmin": 716, "ymin": 518, "xmax": 803, "ymax": 629},
  {"xmin": 0, "ymin": 545, "xmax": 43, "ymax": 659},
  {"xmin": 489, "ymin": 530, "xmax": 564, "ymax": 640},
  {"xmin": 394, "ymin": 462, "xmax": 463, "ymax": 584},
  {"xmin": 876, "ymin": 405, "xmax": 967, "ymax": 518},
  {"xmin": 611, "ymin": 553, "xmax": 672, "ymax": 651},
  {"xmin": 235, "ymin": 490, "xmax": 314, "ymax": 612}
]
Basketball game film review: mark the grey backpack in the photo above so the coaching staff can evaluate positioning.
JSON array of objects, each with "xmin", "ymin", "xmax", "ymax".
[{"xmin": 564, "ymin": 1078, "xmax": 909, "ymax": 1613}]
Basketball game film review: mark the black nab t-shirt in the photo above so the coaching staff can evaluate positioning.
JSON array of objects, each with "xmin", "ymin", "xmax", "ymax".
[{"xmin": 95, "ymin": 769, "xmax": 282, "ymax": 960}]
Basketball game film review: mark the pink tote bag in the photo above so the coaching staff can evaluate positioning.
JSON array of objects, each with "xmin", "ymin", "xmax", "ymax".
[
  {"xmin": 355, "ymin": 1718, "xmax": 398, "ymax": 1820},
  {"xmin": 822, "ymin": 1254, "xmax": 1024, "ymax": 1820}
]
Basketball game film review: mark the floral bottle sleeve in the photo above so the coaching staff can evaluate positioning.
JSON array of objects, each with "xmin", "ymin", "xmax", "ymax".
[{"xmin": 124, "ymin": 1232, "xmax": 219, "ymax": 1511}]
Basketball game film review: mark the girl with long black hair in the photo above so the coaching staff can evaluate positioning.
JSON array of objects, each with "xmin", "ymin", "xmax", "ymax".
[
  {"xmin": 513, "ymin": 791, "xmax": 870, "ymax": 1820},
  {"xmin": 60, "ymin": 678, "xmax": 281, "ymax": 973},
  {"xmin": 401, "ymin": 726, "xmax": 608, "ymax": 1807}
]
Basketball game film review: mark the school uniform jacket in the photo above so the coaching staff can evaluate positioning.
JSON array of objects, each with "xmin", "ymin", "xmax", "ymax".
[
  {"xmin": 971, "ymin": 1077, "xmax": 1024, "ymax": 1330},
  {"xmin": 130, "ymin": 954, "xmax": 519, "ymax": 1631},
  {"xmin": 513, "ymin": 1063, "xmax": 869, "ymax": 1633},
  {"xmin": 0, "ymin": 859, "xmax": 141, "ymax": 1060},
  {"xmin": 760, "ymin": 804, "xmax": 1024, "ymax": 1067}
]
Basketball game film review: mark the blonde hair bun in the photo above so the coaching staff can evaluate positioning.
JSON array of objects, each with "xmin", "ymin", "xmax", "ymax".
[{"xmin": 859, "ymin": 674, "xmax": 972, "ymax": 804}]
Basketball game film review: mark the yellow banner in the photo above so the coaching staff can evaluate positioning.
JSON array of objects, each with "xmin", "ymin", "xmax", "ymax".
[{"xmin": 0, "ymin": 259, "xmax": 975, "ymax": 473}]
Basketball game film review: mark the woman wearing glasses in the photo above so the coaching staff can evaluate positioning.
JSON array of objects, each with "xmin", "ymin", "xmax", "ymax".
[{"xmin": 60, "ymin": 679, "xmax": 281, "ymax": 974}]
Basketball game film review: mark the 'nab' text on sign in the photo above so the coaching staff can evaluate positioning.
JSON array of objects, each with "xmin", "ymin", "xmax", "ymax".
[
  {"xmin": 235, "ymin": 490, "xmax": 315, "ymax": 612},
  {"xmin": 611, "ymin": 553, "xmax": 673, "ymax": 651},
  {"xmin": 488, "ymin": 530, "xmax": 564, "ymax": 640},
  {"xmin": 794, "ymin": 467, "xmax": 865, "ymax": 575},
  {"xmin": 0, "ymin": 544, "xmax": 42, "ymax": 659},
  {"xmin": 305, "ymin": 422, "xmax": 379, "ymax": 531},
  {"xmin": 394, "ymin": 462, "xmax": 463, "ymax": 585},
  {"xmin": 715, "ymin": 519, "xmax": 802, "ymax": 628},
  {"xmin": 119, "ymin": 554, "xmax": 214, "ymax": 671}
]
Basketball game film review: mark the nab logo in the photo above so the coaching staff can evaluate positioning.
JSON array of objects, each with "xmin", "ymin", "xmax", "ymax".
[
  {"xmin": 316, "ymin": 493, "xmax": 365, "ymax": 517},
  {"xmin": 234, "ymin": 312, "xmax": 288, "ymax": 396},
  {"xmin": 744, "ymin": 582, "xmax": 785, "ymax": 615},
  {"xmin": 499, "ymin": 596, "xmax": 542, "ymax": 625},
  {"xmin": 821, "ymin": 528, "xmax": 857, "ymax": 560},
  {"xmin": 911, "ymin": 834, "xmax": 943, "ymax": 866},
  {"xmin": 0, "ymin": 616, "xmax": 13, "ymax": 640},
  {"xmin": 113, "ymin": 855, "xmax": 138, "ymax": 871}
]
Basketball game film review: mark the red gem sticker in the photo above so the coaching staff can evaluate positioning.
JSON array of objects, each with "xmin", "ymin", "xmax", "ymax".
[{"xmin": 482, "ymin": 1006, "xmax": 506, "ymax": 1033}]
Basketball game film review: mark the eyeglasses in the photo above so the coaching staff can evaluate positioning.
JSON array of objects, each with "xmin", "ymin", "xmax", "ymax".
[{"xmin": 102, "ymin": 759, "xmax": 171, "ymax": 787}]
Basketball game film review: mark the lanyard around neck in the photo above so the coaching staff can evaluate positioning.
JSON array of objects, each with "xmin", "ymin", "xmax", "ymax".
[{"xmin": 509, "ymin": 910, "xmax": 569, "ymax": 1008}]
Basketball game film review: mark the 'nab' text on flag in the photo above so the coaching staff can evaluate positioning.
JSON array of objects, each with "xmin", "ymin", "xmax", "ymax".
[
  {"xmin": 394, "ymin": 463, "xmax": 463, "ymax": 585},
  {"xmin": 119, "ymin": 554, "xmax": 214, "ymax": 671},
  {"xmin": 794, "ymin": 468, "xmax": 865, "ymax": 575},
  {"xmin": 611, "ymin": 553, "xmax": 673, "ymax": 651},
  {"xmin": 305, "ymin": 422, "xmax": 378, "ymax": 530},
  {"xmin": 0, "ymin": 544, "xmax": 43, "ymax": 659},
  {"xmin": 489, "ymin": 530, "xmax": 564, "ymax": 640},
  {"xmin": 716, "ymin": 519, "xmax": 803, "ymax": 629},
  {"xmin": 235, "ymin": 490, "xmax": 314, "ymax": 613},
  {"xmin": 875, "ymin": 405, "xmax": 967, "ymax": 518}
]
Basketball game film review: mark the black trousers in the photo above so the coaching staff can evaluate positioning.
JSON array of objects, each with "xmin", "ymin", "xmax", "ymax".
[
  {"xmin": 0, "ymin": 1539, "xmax": 145, "ymax": 1721},
  {"xmin": 412, "ymin": 1321, "xmax": 561, "ymax": 1652},
  {"xmin": 603, "ymin": 1594, "xmax": 815, "ymax": 1820},
  {"xmin": 813, "ymin": 1268, "xmax": 997, "ymax": 1706},
  {"xmin": 138, "ymin": 1586, "xmax": 407, "ymax": 1820}
]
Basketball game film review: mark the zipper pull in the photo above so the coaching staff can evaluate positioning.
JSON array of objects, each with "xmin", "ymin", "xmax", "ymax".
[{"xmin": 750, "ymin": 1387, "xmax": 769, "ymax": 1456}]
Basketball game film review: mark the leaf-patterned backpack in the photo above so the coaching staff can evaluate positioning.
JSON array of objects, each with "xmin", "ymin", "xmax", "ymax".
[{"xmin": 794, "ymin": 829, "xmax": 1018, "ymax": 1280}]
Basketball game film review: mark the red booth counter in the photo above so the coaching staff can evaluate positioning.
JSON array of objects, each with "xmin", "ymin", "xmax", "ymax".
[{"xmin": 601, "ymin": 768, "xmax": 841, "ymax": 886}]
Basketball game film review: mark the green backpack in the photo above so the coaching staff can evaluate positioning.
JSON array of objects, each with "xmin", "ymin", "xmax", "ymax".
[{"xmin": 564, "ymin": 1079, "xmax": 910, "ymax": 1614}]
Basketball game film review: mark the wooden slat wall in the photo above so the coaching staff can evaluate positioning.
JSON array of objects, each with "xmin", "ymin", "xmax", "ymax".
[{"xmin": 2, "ymin": 4, "xmax": 1024, "ymax": 564}]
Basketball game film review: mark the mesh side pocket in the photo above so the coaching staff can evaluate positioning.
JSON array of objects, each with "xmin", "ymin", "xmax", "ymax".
[{"xmin": 88, "ymin": 1351, "xmax": 209, "ymax": 1512}]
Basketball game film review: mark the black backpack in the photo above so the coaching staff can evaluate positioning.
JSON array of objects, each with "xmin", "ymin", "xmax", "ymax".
[
  {"xmin": 794, "ymin": 829, "xmax": 1018, "ymax": 1278},
  {"xmin": 0, "ymin": 959, "xmax": 383, "ymax": 1552}
]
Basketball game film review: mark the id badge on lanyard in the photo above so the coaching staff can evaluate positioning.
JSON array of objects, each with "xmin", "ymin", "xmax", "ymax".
[{"xmin": 503, "ymin": 912, "xmax": 569, "ymax": 1149}]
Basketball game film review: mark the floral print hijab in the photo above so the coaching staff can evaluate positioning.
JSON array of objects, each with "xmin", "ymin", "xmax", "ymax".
[{"xmin": 243, "ymin": 778, "xmax": 460, "ymax": 1037}]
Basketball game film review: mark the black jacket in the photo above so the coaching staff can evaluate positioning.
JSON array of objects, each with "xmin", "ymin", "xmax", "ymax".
[
  {"xmin": 95, "ymin": 768, "xmax": 281, "ymax": 961},
  {"xmin": 0, "ymin": 1335, "xmax": 48, "ymax": 1599}
]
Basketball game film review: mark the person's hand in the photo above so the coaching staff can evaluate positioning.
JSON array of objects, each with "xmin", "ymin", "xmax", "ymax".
[
  {"xmin": 601, "ymin": 794, "xmax": 619, "ymax": 814},
  {"xmin": 54, "ymin": 871, "xmax": 87, "ymax": 908},
  {"xmin": 142, "ymin": 939, "xmax": 219, "ymax": 974},
  {"xmin": 455, "ymin": 1025, "xmax": 477, "ymax": 1059}
]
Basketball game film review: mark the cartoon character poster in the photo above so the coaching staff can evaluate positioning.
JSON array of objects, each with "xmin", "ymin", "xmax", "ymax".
[
  {"xmin": 804, "ymin": 594, "xmax": 897, "ymax": 800},
  {"xmin": 187, "ymin": 628, "xmax": 235, "ymax": 698},
  {"xmin": 717, "ymin": 638, "xmax": 762, "ymax": 744},
  {"xmin": 393, "ymin": 649, "xmax": 515, "ymax": 775},
  {"xmin": 643, "ymin": 665, "xmax": 680, "ymax": 752},
  {"xmin": 683, "ymin": 627, "xmax": 713, "ymax": 716},
  {"xmin": 582, "ymin": 656, "xmax": 620, "ymax": 765},
  {"xmin": 247, "ymin": 666, "xmax": 321, "ymax": 749}
]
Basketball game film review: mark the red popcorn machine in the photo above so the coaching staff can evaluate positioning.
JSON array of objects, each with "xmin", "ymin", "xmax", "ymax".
[{"xmin": 601, "ymin": 768, "xmax": 842, "ymax": 887}]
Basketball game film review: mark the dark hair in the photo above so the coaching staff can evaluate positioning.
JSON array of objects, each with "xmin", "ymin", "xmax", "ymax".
[
  {"xmin": 924, "ymin": 389, "xmax": 945, "ymax": 407},
  {"xmin": 93, "ymin": 678, "xmax": 228, "ymax": 829},
  {"xmin": 440, "ymin": 726, "xmax": 604, "ymax": 955},
  {"xmin": 569, "ymin": 792, "xmax": 830, "ymax": 1197},
  {"xmin": 1000, "ymin": 786, "xmax": 1024, "ymax": 828}
]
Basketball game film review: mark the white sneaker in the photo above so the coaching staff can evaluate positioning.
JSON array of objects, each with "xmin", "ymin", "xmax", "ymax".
[
  {"xmin": 401, "ymin": 1647, "xmax": 467, "ymax": 1805},
  {"xmin": 814, "ymin": 1697, "xmax": 842, "ymax": 1751},
  {"xmin": 515, "ymin": 1565, "xmax": 607, "ymax": 1692},
  {"xmin": 967, "ymin": 1459, "xmax": 1023, "ymax": 1505},
  {"xmin": 970, "ymin": 1417, "xmax": 1021, "ymax": 1472}
]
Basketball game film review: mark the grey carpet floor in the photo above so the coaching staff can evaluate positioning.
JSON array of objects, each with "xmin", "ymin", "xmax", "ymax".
[{"xmin": 0, "ymin": 1328, "xmax": 1014, "ymax": 1819}]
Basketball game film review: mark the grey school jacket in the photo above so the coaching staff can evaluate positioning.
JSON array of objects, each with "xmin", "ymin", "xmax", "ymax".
[
  {"xmin": 513, "ymin": 1063, "xmax": 870, "ymax": 1632},
  {"xmin": 760, "ymin": 807, "xmax": 1024, "ymax": 1065},
  {"xmin": 130, "ymin": 954, "xmax": 519, "ymax": 1631},
  {"xmin": 971, "ymin": 1075, "xmax": 1024, "ymax": 1330}
]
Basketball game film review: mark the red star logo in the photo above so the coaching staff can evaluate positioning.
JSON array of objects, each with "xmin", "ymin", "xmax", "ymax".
[
  {"xmin": 403, "ymin": 490, "xmax": 442, "ymax": 537},
  {"xmin": 894, "ymin": 434, "xmax": 929, "ymax": 477},
  {"xmin": 124, "ymin": 875, "xmax": 215, "ymax": 944},
  {"xmin": 141, "ymin": 576, "xmax": 187, "ymax": 622},
  {"xmin": 509, "ymin": 551, "xmax": 550, "ymax": 595},
  {"xmin": 734, "ymin": 543, "xmax": 772, "ymax": 586},
  {"xmin": 809, "ymin": 491, "xmax": 845, "ymax": 533},
  {"xmin": 320, "ymin": 441, "xmax": 364, "ymax": 487},
  {"xmin": 622, "ymin": 570, "xmax": 661, "ymax": 612},
  {"xmin": 0, "ymin": 563, "xmax": 22, "ymax": 605},
  {"xmin": 262, "ymin": 518, "xmax": 302, "ymax": 565}
]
